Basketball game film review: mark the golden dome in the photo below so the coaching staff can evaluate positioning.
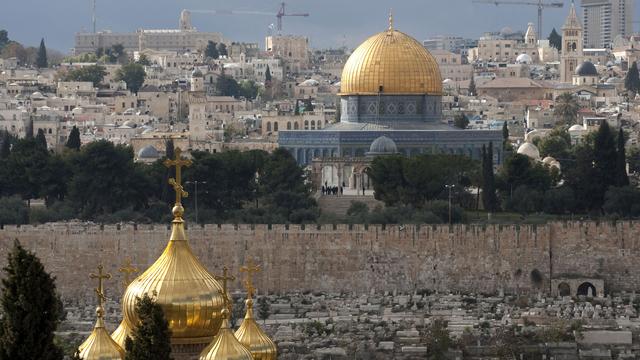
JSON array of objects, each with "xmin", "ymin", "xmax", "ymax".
[
  {"xmin": 199, "ymin": 309, "xmax": 254, "ymax": 360},
  {"xmin": 121, "ymin": 149, "xmax": 225, "ymax": 346},
  {"xmin": 78, "ymin": 307, "xmax": 125, "ymax": 360},
  {"xmin": 339, "ymin": 26, "xmax": 443, "ymax": 96},
  {"xmin": 78, "ymin": 266, "xmax": 124, "ymax": 360},
  {"xmin": 234, "ymin": 299, "xmax": 277, "ymax": 360},
  {"xmin": 110, "ymin": 319, "xmax": 133, "ymax": 349}
]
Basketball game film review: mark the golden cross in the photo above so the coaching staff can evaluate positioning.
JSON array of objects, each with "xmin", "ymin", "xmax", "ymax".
[
  {"xmin": 163, "ymin": 147, "xmax": 192, "ymax": 207},
  {"xmin": 215, "ymin": 266, "xmax": 236, "ymax": 309},
  {"xmin": 118, "ymin": 257, "xmax": 138, "ymax": 288},
  {"xmin": 240, "ymin": 257, "xmax": 261, "ymax": 299},
  {"xmin": 90, "ymin": 265, "xmax": 112, "ymax": 308}
]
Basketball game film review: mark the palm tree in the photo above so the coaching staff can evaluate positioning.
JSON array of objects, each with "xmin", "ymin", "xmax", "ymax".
[{"xmin": 554, "ymin": 93, "xmax": 580, "ymax": 126}]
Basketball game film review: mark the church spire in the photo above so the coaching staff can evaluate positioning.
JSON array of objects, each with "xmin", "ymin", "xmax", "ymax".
[{"xmin": 563, "ymin": 0, "xmax": 582, "ymax": 30}]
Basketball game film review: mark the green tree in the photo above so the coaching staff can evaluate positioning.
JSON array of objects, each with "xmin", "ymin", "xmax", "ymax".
[
  {"xmin": 124, "ymin": 294, "xmax": 172, "ymax": 360},
  {"xmin": 0, "ymin": 132, "xmax": 13, "ymax": 159},
  {"xmin": 615, "ymin": 127, "xmax": 629, "ymax": 187},
  {"xmin": 502, "ymin": 121, "xmax": 509, "ymax": 148},
  {"xmin": 4, "ymin": 138, "xmax": 50, "ymax": 200},
  {"xmin": 628, "ymin": 146, "xmax": 640, "ymax": 173},
  {"xmin": 216, "ymin": 74, "xmax": 241, "ymax": 97},
  {"xmin": 554, "ymin": 93, "xmax": 579, "ymax": 125},
  {"xmin": 136, "ymin": 54, "xmax": 151, "ymax": 66},
  {"xmin": 482, "ymin": 144, "xmax": 499, "ymax": 212},
  {"xmin": 499, "ymin": 154, "xmax": 555, "ymax": 197},
  {"xmin": 35, "ymin": 128, "xmax": 47, "ymax": 150},
  {"xmin": 548, "ymin": 28, "xmax": 562, "ymax": 51},
  {"xmin": 424, "ymin": 319, "xmax": 452, "ymax": 360},
  {"xmin": 538, "ymin": 127, "xmax": 571, "ymax": 160},
  {"xmin": 115, "ymin": 63, "xmax": 146, "ymax": 94},
  {"xmin": 239, "ymin": 80, "xmax": 261, "ymax": 100},
  {"xmin": 36, "ymin": 38, "xmax": 47, "ymax": 68},
  {"xmin": 204, "ymin": 41, "xmax": 219, "ymax": 59},
  {"xmin": 603, "ymin": 186, "xmax": 640, "ymax": 217},
  {"xmin": 67, "ymin": 140, "xmax": 152, "ymax": 218},
  {"xmin": 625, "ymin": 61, "xmax": 640, "ymax": 95},
  {"xmin": 265, "ymin": 65, "xmax": 272, "ymax": 82},
  {"xmin": 63, "ymin": 65, "xmax": 106, "ymax": 87},
  {"xmin": 593, "ymin": 121, "xmax": 617, "ymax": 207},
  {"xmin": 0, "ymin": 240, "xmax": 64, "ymax": 360},
  {"xmin": 0, "ymin": 30, "xmax": 8, "ymax": 51},
  {"xmin": 66, "ymin": 126, "xmax": 81, "ymax": 150},
  {"xmin": 217, "ymin": 43, "xmax": 228, "ymax": 57},
  {"xmin": 257, "ymin": 296, "xmax": 270, "ymax": 324},
  {"xmin": 468, "ymin": 73, "xmax": 476, "ymax": 96},
  {"xmin": 453, "ymin": 113, "xmax": 469, "ymax": 129}
]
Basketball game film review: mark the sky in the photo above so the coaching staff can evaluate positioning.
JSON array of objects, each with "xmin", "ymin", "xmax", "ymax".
[{"xmin": 2, "ymin": 0, "xmax": 639, "ymax": 53}]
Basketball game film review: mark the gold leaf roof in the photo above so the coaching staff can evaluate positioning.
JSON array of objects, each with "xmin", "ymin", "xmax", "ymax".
[
  {"xmin": 78, "ymin": 307, "xmax": 125, "ymax": 360},
  {"xmin": 121, "ymin": 218, "xmax": 225, "ymax": 345},
  {"xmin": 339, "ymin": 27, "xmax": 443, "ymax": 96},
  {"xmin": 110, "ymin": 320, "xmax": 132, "ymax": 349},
  {"xmin": 234, "ymin": 299, "xmax": 277, "ymax": 360},
  {"xmin": 199, "ymin": 309, "xmax": 254, "ymax": 360}
]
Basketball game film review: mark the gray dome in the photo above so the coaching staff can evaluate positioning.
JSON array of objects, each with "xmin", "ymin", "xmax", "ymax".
[
  {"xmin": 576, "ymin": 61, "xmax": 598, "ymax": 76},
  {"xmin": 191, "ymin": 68, "xmax": 203, "ymax": 77},
  {"xmin": 368, "ymin": 136, "xmax": 398, "ymax": 156},
  {"xmin": 138, "ymin": 145, "xmax": 159, "ymax": 159}
]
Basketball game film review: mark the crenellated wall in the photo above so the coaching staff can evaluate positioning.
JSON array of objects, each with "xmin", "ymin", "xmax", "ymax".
[{"xmin": 0, "ymin": 221, "xmax": 637, "ymax": 301}]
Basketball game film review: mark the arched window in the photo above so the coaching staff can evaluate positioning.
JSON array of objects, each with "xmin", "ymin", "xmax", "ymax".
[
  {"xmin": 274, "ymin": 122, "xmax": 278, "ymax": 132},
  {"xmin": 311, "ymin": 120, "xmax": 315, "ymax": 130},
  {"xmin": 287, "ymin": 122, "xmax": 292, "ymax": 130},
  {"xmin": 294, "ymin": 122, "xmax": 299, "ymax": 130},
  {"xmin": 304, "ymin": 120, "xmax": 309, "ymax": 130},
  {"xmin": 266, "ymin": 122, "xmax": 271, "ymax": 132}
]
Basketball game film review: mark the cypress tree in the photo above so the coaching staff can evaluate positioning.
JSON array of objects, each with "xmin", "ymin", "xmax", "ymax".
[
  {"xmin": 548, "ymin": 28, "xmax": 562, "ymax": 51},
  {"xmin": 36, "ymin": 129, "xmax": 47, "ymax": 148},
  {"xmin": 36, "ymin": 128, "xmax": 47, "ymax": 150},
  {"xmin": 468, "ymin": 73, "xmax": 476, "ymax": 96},
  {"xmin": 482, "ymin": 143, "xmax": 499, "ymax": 212},
  {"xmin": 66, "ymin": 126, "xmax": 81, "ymax": 150},
  {"xmin": 0, "ymin": 240, "xmax": 64, "ymax": 360},
  {"xmin": 36, "ymin": 38, "xmax": 47, "ymax": 68},
  {"xmin": 625, "ymin": 61, "xmax": 640, "ymax": 96},
  {"xmin": 615, "ymin": 127, "xmax": 629, "ymax": 187},
  {"xmin": 502, "ymin": 122, "xmax": 509, "ymax": 149},
  {"xmin": 0, "ymin": 132, "xmax": 11, "ymax": 159},
  {"xmin": 593, "ymin": 121, "xmax": 617, "ymax": 208},
  {"xmin": 265, "ymin": 65, "xmax": 272, "ymax": 82},
  {"xmin": 124, "ymin": 294, "xmax": 172, "ymax": 360}
]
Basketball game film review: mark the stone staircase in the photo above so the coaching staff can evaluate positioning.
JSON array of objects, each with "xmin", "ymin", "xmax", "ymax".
[{"xmin": 317, "ymin": 195, "xmax": 384, "ymax": 218}]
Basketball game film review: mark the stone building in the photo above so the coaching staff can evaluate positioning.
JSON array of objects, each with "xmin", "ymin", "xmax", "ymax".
[
  {"xmin": 265, "ymin": 35, "xmax": 310, "ymax": 72},
  {"xmin": 560, "ymin": 2, "xmax": 585, "ymax": 83}
]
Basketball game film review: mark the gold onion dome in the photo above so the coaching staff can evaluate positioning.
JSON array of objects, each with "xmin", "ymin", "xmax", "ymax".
[
  {"xmin": 339, "ymin": 14, "xmax": 442, "ymax": 96},
  {"xmin": 200, "ymin": 267, "xmax": 253, "ymax": 360},
  {"xmin": 78, "ymin": 266, "xmax": 125, "ymax": 360},
  {"xmin": 234, "ymin": 260, "xmax": 277, "ymax": 360},
  {"xmin": 111, "ymin": 259, "xmax": 139, "ymax": 348},
  {"xmin": 121, "ymin": 148, "xmax": 225, "ymax": 345}
]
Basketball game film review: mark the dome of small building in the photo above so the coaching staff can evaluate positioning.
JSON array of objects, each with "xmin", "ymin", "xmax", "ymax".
[
  {"xmin": 137, "ymin": 145, "xmax": 159, "ymax": 159},
  {"xmin": 542, "ymin": 156, "xmax": 556, "ymax": 165},
  {"xmin": 340, "ymin": 26, "xmax": 442, "ymax": 96},
  {"xmin": 569, "ymin": 124, "xmax": 585, "ymax": 131},
  {"xmin": 122, "ymin": 120, "xmax": 136, "ymax": 128},
  {"xmin": 235, "ymin": 298, "xmax": 277, "ymax": 360},
  {"xmin": 299, "ymin": 79, "xmax": 319, "ymax": 87},
  {"xmin": 606, "ymin": 77, "xmax": 622, "ymax": 84},
  {"xmin": 517, "ymin": 142, "xmax": 540, "ymax": 160},
  {"xmin": 500, "ymin": 27, "xmax": 514, "ymax": 36},
  {"xmin": 368, "ymin": 136, "xmax": 398, "ymax": 156},
  {"xmin": 31, "ymin": 91, "xmax": 44, "ymax": 99},
  {"xmin": 516, "ymin": 54, "xmax": 533, "ymax": 64},
  {"xmin": 575, "ymin": 61, "xmax": 598, "ymax": 76},
  {"xmin": 192, "ymin": 68, "xmax": 203, "ymax": 77},
  {"xmin": 199, "ymin": 309, "xmax": 253, "ymax": 360}
]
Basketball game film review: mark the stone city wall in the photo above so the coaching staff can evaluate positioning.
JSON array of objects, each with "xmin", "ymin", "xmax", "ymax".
[{"xmin": 0, "ymin": 221, "xmax": 637, "ymax": 301}]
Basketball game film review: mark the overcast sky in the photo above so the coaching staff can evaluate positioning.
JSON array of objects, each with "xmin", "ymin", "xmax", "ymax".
[{"xmin": 2, "ymin": 0, "xmax": 639, "ymax": 53}]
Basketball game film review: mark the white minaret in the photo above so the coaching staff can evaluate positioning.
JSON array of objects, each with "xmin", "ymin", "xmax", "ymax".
[
  {"xmin": 560, "ymin": 1, "xmax": 583, "ymax": 83},
  {"xmin": 180, "ymin": 10, "xmax": 193, "ymax": 31},
  {"xmin": 525, "ymin": 22, "xmax": 537, "ymax": 46}
]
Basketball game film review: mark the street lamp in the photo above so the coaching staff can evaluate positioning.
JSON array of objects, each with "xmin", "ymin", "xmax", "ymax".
[
  {"xmin": 445, "ymin": 184, "xmax": 455, "ymax": 224},
  {"xmin": 185, "ymin": 181, "xmax": 207, "ymax": 224}
]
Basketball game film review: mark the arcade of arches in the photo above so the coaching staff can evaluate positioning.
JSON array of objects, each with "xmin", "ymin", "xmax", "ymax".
[
  {"xmin": 311, "ymin": 157, "xmax": 373, "ymax": 193},
  {"xmin": 551, "ymin": 278, "xmax": 604, "ymax": 298}
]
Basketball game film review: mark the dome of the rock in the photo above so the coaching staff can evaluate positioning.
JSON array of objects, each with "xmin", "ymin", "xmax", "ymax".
[{"xmin": 339, "ymin": 27, "xmax": 442, "ymax": 96}]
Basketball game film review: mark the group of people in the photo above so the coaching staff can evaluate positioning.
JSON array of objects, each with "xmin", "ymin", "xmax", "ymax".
[{"xmin": 321, "ymin": 184, "xmax": 343, "ymax": 196}]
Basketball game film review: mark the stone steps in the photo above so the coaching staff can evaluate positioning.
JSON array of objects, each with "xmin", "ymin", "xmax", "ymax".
[{"xmin": 317, "ymin": 195, "xmax": 384, "ymax": 217}]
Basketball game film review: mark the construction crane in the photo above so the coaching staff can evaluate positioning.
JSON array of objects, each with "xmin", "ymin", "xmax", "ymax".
[
  {"xmin": 472, "ymin": 0, "xmax": 563, "ymax": 40},
  {"xmin": 189, "ymin": 2, "xmax": 309, "ymax": 33}
]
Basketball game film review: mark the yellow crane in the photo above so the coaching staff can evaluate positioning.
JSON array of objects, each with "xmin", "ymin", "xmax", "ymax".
[{"xmin": 472, "ymin": 0, "xmax": 564, "ymax": 39}]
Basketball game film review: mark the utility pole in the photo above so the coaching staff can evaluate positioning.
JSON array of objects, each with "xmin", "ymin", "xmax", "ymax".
[
  {"xmin": 186, "ymin": 181, "xmax": 206, "ymax": 224},
  {"xmin": 445, "ymin": 184, "xmax": 455, "ymax": 224}
]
